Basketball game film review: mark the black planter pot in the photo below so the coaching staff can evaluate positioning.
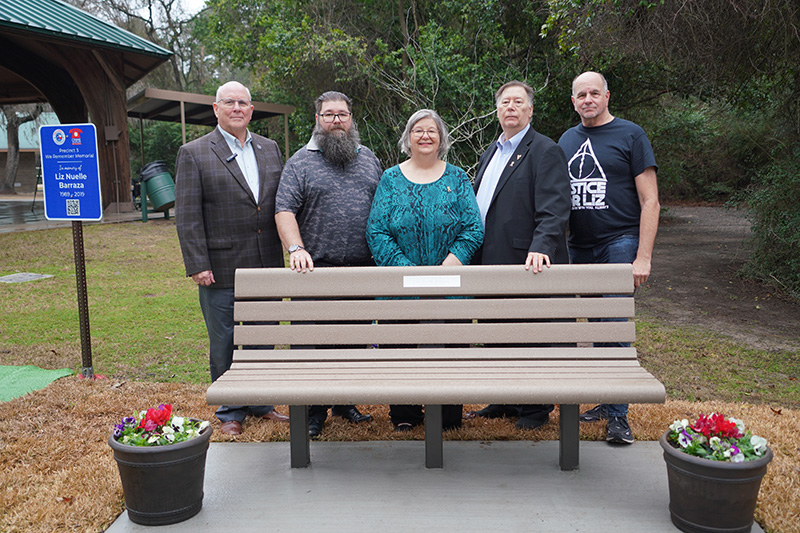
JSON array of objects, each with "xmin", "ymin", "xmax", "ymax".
[
  {"xmin": 109, "ymin": 424, "xmax": 212, "ymax": 526},
  {"xmin": 659, "ymin": 431, "xmax": 772, "ymax": 533}
]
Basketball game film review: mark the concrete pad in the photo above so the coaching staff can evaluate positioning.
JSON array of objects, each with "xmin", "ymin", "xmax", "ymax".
[
  {"xmin": 0, "ymin": 272, "xmax": 53, "ymax": 283},
  {"xmin": 108, "ymin": 440, "xmax": 764, "ymax": 532}
]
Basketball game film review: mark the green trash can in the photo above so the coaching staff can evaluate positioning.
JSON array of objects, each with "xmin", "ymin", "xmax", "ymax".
[{"xmin": 139, "ymin": 161, "xmax": 175, "ymax": 212}]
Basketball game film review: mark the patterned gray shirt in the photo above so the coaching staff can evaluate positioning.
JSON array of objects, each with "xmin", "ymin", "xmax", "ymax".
[{"xmin": 276, "ymin": 139, "xmax": 382, "ymax": 265}]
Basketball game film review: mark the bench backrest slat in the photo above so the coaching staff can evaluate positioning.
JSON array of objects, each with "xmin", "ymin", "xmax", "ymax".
[
  {"xmin": 234, "ymin": 321, "xmax": 635, "ymax": 346},
  {"xmin": 235, "ymin": 297, "xmax": 634, "ymax": 322},
  {"xmin": 235, "ymin": 264, "xmax": 633, "ymax": 299}
]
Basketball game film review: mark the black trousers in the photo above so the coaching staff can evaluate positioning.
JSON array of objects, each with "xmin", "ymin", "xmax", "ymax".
[{"xmin": 390, "ymin": 404, "xmax": 463, "ymax": 430}]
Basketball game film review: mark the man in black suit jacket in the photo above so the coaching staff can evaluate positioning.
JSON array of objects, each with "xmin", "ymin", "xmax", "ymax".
[
  {"xmin": 467, "ymin": 80, "xmax": 571, "ymax": 429},
  {"xmin": 175, "ymin": 81, "xmax": 289, "ymax": 435}
]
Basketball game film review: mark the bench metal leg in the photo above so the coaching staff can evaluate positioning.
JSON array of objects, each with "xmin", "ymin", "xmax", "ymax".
[
  {"xmin": 559, "ymin": 404, "xmax": 579, "ymax": 471},
  {"xmin": 424, "ymin": 404, "xmax": 443, "ymax": 469},
  {"xmin": 289, "ymin": 405, "xmax": 310, "ymax": 468}
]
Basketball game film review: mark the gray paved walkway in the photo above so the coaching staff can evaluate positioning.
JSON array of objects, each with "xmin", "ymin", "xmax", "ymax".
[
  {"xmin": 105, "ymin": 440, "xmax": 765, "ymax": 532},
  {"xmin": 0, "ymin": 197, "xmax": 155, "ymax": 233}
]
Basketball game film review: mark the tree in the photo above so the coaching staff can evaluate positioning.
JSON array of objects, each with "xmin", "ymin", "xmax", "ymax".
[
  {"xmin": 196, "ymin": 0, "xmax": 574, "ymax": 173},
  {"xmin": 66, "ymin": 0, "xmax": 210, "ymax": 92},
  {"xmin": 1, "ymin": 104, "xmax": 44, "ymax": 194}
]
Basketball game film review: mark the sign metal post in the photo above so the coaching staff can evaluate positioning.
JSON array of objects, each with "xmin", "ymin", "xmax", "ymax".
[{"xmin": 39, "ymin": 124, "xmax": 103, "ymax": 379}]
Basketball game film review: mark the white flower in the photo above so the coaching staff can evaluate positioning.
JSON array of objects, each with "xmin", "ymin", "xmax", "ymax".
[
  {"xmin": 165, "ymin": 433, "xmax": 175, "ymax": 443},
  {"xmin": 729, "ymin": 417, "xmax": 746, "ymax": 434},
  {"xmin": 678, "ymin": 431, "xmax": 693, "ymax": 448},
  {"xmin": 731, "ymin": 452, "xmax": 745, "ymax": 463},
  {"xmin": 147, "ymin": 435, "xmax": 160, "ymax": 444},
  {"xmin": 172, "ymin": 416, "xmax": 185, "ymax": 428},
  {"xmin": 162, "ymin": 425, "xmax": 175, "ymax": 435},
  {"xmin": 669, "ymin": 419, "xmax": 689, "ymax": 433},
  {"xmin": 709, "ymin": 436, "xmax": 723, "ymax": 451},
  {"xmin": 199, "ymin": 421, "xmax": 210, "ymax": 431},
  {"xmin": 751, "ymin": 435, "xmax": 768, "ymax": 455}
]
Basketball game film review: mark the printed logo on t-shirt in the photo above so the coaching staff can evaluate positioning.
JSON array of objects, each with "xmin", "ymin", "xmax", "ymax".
[{"xmin": 567, "ymin": 138, "xmax": 608, "ymax": 210}]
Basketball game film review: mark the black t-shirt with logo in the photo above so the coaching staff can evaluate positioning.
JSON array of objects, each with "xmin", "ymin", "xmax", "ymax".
[{"xmin": 558, "ymin": 118, "xmax": 657, "ymax": 248}]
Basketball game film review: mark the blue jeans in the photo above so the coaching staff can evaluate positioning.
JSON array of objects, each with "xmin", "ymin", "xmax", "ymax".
[
  {"xmin": 569, "ymin": 235, "xmax": 639, "ymax": 418},
  {"xmin": 199, "ymin": 285, "xmax": 275, "ymax": 423}
]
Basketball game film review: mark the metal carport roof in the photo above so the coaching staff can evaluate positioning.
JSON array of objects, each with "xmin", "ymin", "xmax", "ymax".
[{"xmin": 127, "ymin": 88, "xmax": 295, "ymax": 163}]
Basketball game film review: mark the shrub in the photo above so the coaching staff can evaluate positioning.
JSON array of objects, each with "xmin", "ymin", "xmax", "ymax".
[
  {"xmin": 634, "ymin": 96, "xmax": 762, "ymax": 203},
  {"xmin": 739, "ymin": 147, "xmax": 800, "ymax": 299}
]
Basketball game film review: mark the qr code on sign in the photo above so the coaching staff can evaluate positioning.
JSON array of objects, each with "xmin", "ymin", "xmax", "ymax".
[{"xmin": 66, "ymin": 199, "xmax": 80, "ymax": 216}]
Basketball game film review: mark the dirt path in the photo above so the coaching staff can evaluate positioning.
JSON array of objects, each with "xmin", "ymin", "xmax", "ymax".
[{"xmin": 637, "ymin": 206, "xmax": 799, "ymax": 351}]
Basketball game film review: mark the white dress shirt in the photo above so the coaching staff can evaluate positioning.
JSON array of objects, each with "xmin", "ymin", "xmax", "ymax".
[
  {"xmin": 218, "ymin": 126, "xmax": 260, "ymax": 200},
  {"xmin": 475, "ymin": 123, "xmax": 530, "ymax": 224}
]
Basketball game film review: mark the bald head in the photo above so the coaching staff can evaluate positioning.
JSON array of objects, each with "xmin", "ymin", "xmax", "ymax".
[
  {"xmin": 571, "ymin": 72, "xmax": 608, "ymax": 96},
  {"xmin": 213, "ymin": 81, "xmax": 254, "ymax": 141},
  {"xmin": 570, "ymin": 71, "xmax": 613, "ymax": 127},
  {"xmin": 216, "ymin": 81, "xmax": 251, "ymax": 101}
]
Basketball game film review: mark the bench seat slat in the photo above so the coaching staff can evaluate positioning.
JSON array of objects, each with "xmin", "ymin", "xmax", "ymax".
[
  {"xmin": 227, "ymin": 360, "xmax": 649, "ymax": 371},
  {"xmin": 234, "ymin": 321, "xmax": 636, "ymax": 346},
  {"xmin": 216, "ymin": 368, "xmax": 660, "ymax": 384},
  {"xmin": 207, "ymin": 377, "xmax": 666, "ymax": 406},
  {"xmin": 234, "ymin": 297, "xmax": 634, "ymax": 322},
  {"xmin": 232, "ymin": 347, "xmax": 639, "ymax": 362}
]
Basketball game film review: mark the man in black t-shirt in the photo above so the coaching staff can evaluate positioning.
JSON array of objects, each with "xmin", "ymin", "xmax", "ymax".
[{"xmin": 558, "ymin": 71, "xmax": 660, "ymax": 445}]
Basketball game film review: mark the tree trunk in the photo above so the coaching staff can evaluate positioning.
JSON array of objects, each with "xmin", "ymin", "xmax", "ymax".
[
  {"xmin": 2, "ymin": 120, "xmax": 20, "ymax": 194},
  {"xmin": 1, "ymin": 104, "xmax": 44, "ymax": 195}
]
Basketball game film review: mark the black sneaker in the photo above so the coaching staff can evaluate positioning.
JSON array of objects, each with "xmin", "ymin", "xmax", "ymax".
[
  {"xmin": 579, "ymin": 405, "xmax": 608, "ymax": 423},
  {"xmin": 308, "ymin": 417, "xmax": 324, "ymax": 439},
  {"xmin": 606, "ymin": 416, "xmax": 634, "ymax": 444}
]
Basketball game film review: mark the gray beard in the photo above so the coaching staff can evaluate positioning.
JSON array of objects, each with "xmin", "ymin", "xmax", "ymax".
[{"xmin": 313, "ymin": 122, "xmax": 361, "ymax": 167}]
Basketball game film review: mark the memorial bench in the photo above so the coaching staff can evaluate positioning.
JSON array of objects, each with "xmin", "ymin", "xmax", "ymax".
[{"xmin": 206, "ymin": 263, "xmax": 666, "ymax": 471}]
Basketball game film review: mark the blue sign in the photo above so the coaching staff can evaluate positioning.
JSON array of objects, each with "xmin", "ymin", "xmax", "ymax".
[{"xmin": 39, "ymin": 123, "xmax": 103, "ymax": 221}]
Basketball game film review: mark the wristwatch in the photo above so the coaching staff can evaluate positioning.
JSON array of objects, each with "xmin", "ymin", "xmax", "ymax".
[{"xmin": 288, "ymin": 244, "xmax": 305, "ymax": 254}]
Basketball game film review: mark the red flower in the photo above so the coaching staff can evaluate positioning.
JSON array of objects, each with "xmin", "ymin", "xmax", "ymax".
[
  {"xmin": 690, "ymin": 413, "xmax": 742, "ymax": 439},
  {"xmin": 137, "ymin": 403, "xmax": 172, "ymax": 430}
]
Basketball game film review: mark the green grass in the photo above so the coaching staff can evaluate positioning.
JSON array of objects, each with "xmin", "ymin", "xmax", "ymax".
[
  {"xmin": 2, "ymin": 221, "xmax": 798, "ymax": 406},
  {"xmin": 636, "ymin": 320, "xmax": 800, "ymax": 407},
  {"xmin": 0, "ymin": 221, "xmax": 209, "ymax": 383}
]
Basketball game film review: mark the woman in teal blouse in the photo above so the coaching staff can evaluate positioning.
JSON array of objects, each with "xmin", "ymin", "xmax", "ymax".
[{"xmin": 366, "ymin": 109, "xmax": 483, "ymax": 431}]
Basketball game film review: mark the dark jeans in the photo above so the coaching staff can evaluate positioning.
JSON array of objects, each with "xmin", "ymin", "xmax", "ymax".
[
  {"xmin": 303, "ymin": 261, "xmax": 374, "ymax": 421},
  {"xmin": 569, "ymin": 234, "xmax": 639, "ymax": 418},
  {"xmin": 199, "ymin": 285, "xmax": 275, "ymax": 423}
]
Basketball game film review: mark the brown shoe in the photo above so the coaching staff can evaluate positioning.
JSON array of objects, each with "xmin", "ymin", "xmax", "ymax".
[
  {"xmin": 261, "ymin": 410, "xmax": 289, "ymax": 423},
  {"xmin": 220, "ymin": 420, "xmax": 243, "ymax": 435}
]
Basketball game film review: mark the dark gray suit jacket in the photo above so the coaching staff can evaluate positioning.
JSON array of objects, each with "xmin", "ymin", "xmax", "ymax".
[
  {"xmin": 473, "ymin": 125, "xmax": 571, "ymax": 265},
  {"xmin": 175, "ymin": 127, "xmax": 284, "ymax": 288}
]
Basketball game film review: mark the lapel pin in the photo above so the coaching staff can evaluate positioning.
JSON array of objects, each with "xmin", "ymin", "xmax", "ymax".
[
  {"xmin": 516, "ymin": 154, "xmax": 522, "ymax": 160},
  {"xmin": 257, "ymin": 144, "xmax": 262, "ymax": 150},
  {"xmin": 509, "ymin": 162, "xmax": 514, "ymax": 167}
]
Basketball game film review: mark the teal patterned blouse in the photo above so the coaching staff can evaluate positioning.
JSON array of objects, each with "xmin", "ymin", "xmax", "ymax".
[{"xmin": 366, "ymin": 163, "xmax": 484, "ymax": 266}]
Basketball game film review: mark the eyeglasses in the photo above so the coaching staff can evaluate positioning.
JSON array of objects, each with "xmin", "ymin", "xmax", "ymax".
[
  {"xmin": 319, "ymin": 112, "xmax": 352, "ymax": 123},
  {"xmin": 410, "ymin": 129, "xmax": 439, "ymax": 137},
  {"xmin": 217, "ymin": 99, "xmax": 252, "ymax": 109},
  {"xmin": 498, "ymin": 98, "xmax": 529, "ymax": 109}
]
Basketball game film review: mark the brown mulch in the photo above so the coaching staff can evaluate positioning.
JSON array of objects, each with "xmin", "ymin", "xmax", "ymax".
[{"xmin": 0, "ymin": 378, "xmax": 797, "ymax": 532}]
